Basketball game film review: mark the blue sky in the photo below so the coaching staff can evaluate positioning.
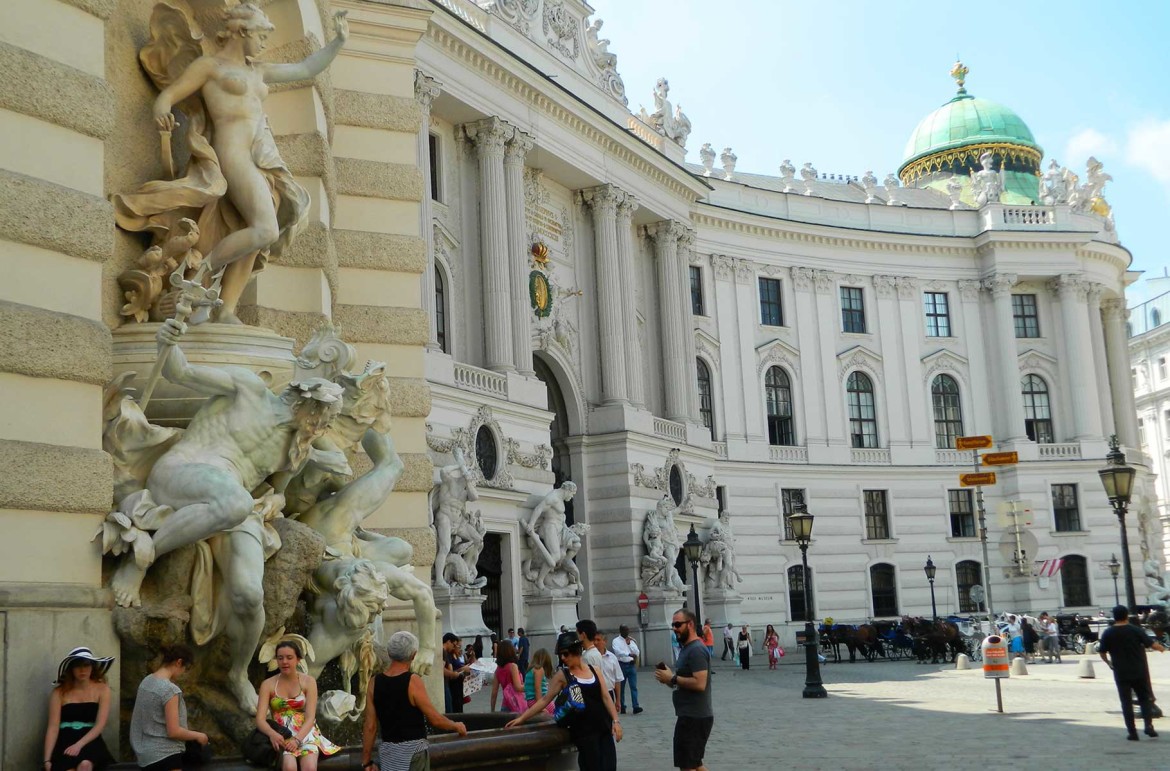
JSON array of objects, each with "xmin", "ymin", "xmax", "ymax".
[{"xmin": 588, "ymin": 0, "xmax": 1169, "ymax": 285}]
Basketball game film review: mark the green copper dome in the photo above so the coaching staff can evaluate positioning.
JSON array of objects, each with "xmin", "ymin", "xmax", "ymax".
[{"xmin": 901, "ymin": 94, "xmax": 1039, "ymax": 162}]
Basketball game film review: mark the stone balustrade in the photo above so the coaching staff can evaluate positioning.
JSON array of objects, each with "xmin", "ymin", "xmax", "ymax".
[
  {"xmin": 769, "ymin": 446, "xmax": 809, "ymax": 463},
  {"xmin": 454, "ymin": 362, "xmax": 508, "ymax": 397},
  {"xmin": 1037, "ymin": 442, "xmax": 1081, "ymax": 460},
  {"xmin": 851, "ymin": 447, "xmax": 892, "ymax": 464},
  {"xmin": 653, "ymin": 417, "xmax": 687, "ymax": 442}
]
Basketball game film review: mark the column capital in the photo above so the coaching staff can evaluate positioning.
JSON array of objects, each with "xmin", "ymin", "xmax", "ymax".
[
  {"xmin": 463, "ymin": 117, "xmax": 513, "ymax": 156},
  {"xmin": 1048, "ymin": 273, "xmax": 1089, "ymax": 302},
  {"xmin": 615, "ymin": 193, "xmax": 639, "ymax": 222},
  {"xmin": 814, "ymin": 269, "xmax": 836, "ymax": 294},
  {"xmin": 1101, "ymin": 297, "xmax": 1129, "ymax": 321},
  {"xmin": 982, "ymin": 272, "xmax": 1018, "ymax": 298},
  {"xmin": 1086, "ymin": 281, "xmax": 1106, "ymax": 306},
  {"xmin": 871, "ymin": 274, "xmax": 896, "ymax": 298},
  {"xmin": 644, "ymin": 219, "xmax": 687, "ymax": 243},
  {"xmin": 504, "ymin": 129, "xmax": 534, "ymax": 164},
  {"xmin": 957, "ymin": 279, "xmax": 983, "ymax": 302},
  {"xmin": 580, "ymin": 184, "xmax": 626, "ymax": 214},
  {"xmin": 711, "ymin": 254, "xmax": 734, "ymax": 281},
  {"xmin": 414, "ymin": 71, "xmax": 441, "ymax": 110},
  {"xmin": 678, "ymin": 226, "xmax": 696, "ymax": 254},
  {"xmin": 894, "ymin": 276, "xmax": 918, "ymax": 300}
]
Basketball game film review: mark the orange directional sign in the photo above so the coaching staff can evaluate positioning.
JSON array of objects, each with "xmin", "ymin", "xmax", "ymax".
[
  {"xmin": 960, "ymin": 472, "xmax": 997, "ymax": 487},
  {"xmin": 982, "ymin": 451, "xmax": 1019, "ymax": 466},
  {"xmin": 955, "ymin": 435, "xmax": 994, "ymax": 451}
]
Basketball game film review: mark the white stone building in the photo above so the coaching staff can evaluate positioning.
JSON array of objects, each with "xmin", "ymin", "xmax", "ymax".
[
  {"xmin": 416, "ymin": 0, "xmax": 1151, "ymax": 657},
  {"xmin": 1128, "ymin": 280, "xmax": 1170, "ymax": 568}
]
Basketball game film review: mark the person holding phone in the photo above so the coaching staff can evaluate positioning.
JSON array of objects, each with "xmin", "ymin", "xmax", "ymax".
[{"xmin": 654, "ymin": 610, "xmax": 713, "ymax": 771}]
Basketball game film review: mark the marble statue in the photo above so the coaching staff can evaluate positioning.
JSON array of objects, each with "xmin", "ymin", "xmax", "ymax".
[
  {"xmin": 1040, "ymin": 159, "xmax": 1071, "ymax": 205},
  {"xmin": 883, "ymin": 174, "xmax": 904, "ymax": 206},
  {"xmin": 1068, "ymin": 156, "xmax": 1114, "ymax": 224},
  {"xmin": 112, "ymin": 3, "xmax": 349, "ymax": 324},
  {"xmin": 442, "ymin": 509, "xmax": 487, "ymax": 589},
  {"xmin": 699, "ymin": 143, "xmax": 716, "ymax": 177},
  {"xmin": 720, "ymin": 147, "xmax": 737, "ymax": 181},
  {"xmin": 521, "ymin": 482, "xmax": 581, "ymax": 594},
  {"xmin": 779, "ymin": 159, "xmax": 797, "ymax": 193},
  {"xmin": 969, "ymin": 152, "xmax": 1004, "ymax": 207},
  {"xmin": 1145, "ymin": 559, "xmax": 1170, "ymax": 607},
  {"xmin": 946, "ymin": 175, "xmax": 965, "ymax": 209},
  {"xmin": 861, "ymin": 171, "xmax": 879, "ymax": 204},
  {"xmin": 639, "ymin": 78, "xmax": 690, "ymax": 146},
  {"xmin": 800, "ymin": 163, "xmax": 818, "ymax": 195},
  {"xmin": 700, "ymin": 510, "xmax": 742, "ymax": 590},
  {"xmin": 640, "ymin": 495, "xmax": 687, "ymax": 593},
  {"xmin": 432, "ymin": 448, "xmax": 480, "ymax": 589},
  {"xmin": 584, "ymin": 19, "xmax": 617, "ymax": 70}
]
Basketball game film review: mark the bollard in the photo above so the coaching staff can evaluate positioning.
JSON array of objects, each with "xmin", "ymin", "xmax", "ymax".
[
  {"xmin": 1076, "ymin": 657, "xmax": 1096, "ymax": 679},
  {"xmin": 955, "ymin": 653, "xmax": 970, "ymax": 670},
  {"xmin": 1085, "ymin": 642, "xmax": 1097, "ymax": 655},
  {"xmin": 1010, "ymin": 656, "xmax": 1029, "ymax": 675}
]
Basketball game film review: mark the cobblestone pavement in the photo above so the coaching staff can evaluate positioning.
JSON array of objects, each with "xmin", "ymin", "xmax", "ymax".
[{"xmin": 469, "ymin": 651, "xmax": 1170, "ymax": 770}]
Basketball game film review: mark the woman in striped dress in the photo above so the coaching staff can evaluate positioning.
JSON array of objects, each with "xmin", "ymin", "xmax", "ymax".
[{"xmin": 362, "ymin": 632, "xmax": 467, "ymax": 771}]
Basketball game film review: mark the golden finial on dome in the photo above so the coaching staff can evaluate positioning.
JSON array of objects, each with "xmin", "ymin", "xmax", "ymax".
[{"xmin": 950, "ymin": 59, "xmax": 970, "ymax": 94}]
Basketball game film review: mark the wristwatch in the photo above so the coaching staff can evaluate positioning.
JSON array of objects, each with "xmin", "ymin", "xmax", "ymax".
[{"xmin": 670, "ymin": 674, "xmax": 678, "ymax": 687}]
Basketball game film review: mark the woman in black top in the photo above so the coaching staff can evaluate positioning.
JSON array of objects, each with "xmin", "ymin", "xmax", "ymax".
[
  {"xmin": 507, "ymin": 632, "xmax": 622, "ymax": 771},
  {"xmin": 362, "ymin": 631, "xmax": 466, "ymax": 771},
  {"xmin": 737, "ymin": 625, "xmax": 752, "ymax": 670}
]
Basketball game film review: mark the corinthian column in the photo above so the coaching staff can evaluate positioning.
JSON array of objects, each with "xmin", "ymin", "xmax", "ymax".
[
  {"xmin": 415, "ymin": 72, "xmax": 441, "ymax": 350},
  {"xmin": 504, "ymin": 130, "xmax": 535, "ymax": 374},
  {"xmin": 581, "ymin": 185, "xmax": 629, "ymax": 404},
  {"xmin": 1087, "ymin": 283, "xmax": 1115, "ymax": 436},
  {"xmin": 1102, "ymin": 298, "xmax": 1140, "ymax": 448},
  {"xmin": 1051, "ymin": 274, "xmax": 1103, "ymax": 439},
  {"xmin": 616, "ymin": 194, "xmax": 645, "ymax": 406},
  {"xmin": 648, "ymin": 220, "xmax": 690, "ymax": 421},
  {"xmin": 983, "ymin": 273, "xmax": 1027, "ymax": 442},
  {"xmin": 465, "ymin": 118, "xmax": 515, "ymax": 372}
]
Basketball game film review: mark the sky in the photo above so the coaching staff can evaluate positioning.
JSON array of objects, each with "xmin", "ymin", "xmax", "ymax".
[{"xmin": 588, "ymin": 0, "xmax": 1169, "ymax": 287}]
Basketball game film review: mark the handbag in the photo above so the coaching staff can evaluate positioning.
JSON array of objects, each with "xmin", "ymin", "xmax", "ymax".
[
  {"xmin": 182, "ymin": 741, "xmax": 213, "ymax": 767},
  {"xmin": 551, "ymin": 667, "xmax": 586, "ymax": 727},
  {"xmin": 242, "ymin": 720, "xmax": 293, "ymax": 768}
]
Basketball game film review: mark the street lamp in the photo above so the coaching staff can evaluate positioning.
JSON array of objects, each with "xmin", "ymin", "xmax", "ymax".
[
  {"xmin": 789, "ymin": 502, "xmax": 827, "ymax": 699},
  {"xmin": 1098, "ymin": 435, "xmax": 1138, "ymax": 613},
  {"xmin": 683, "ymin": 524, "xmax": 703, "ymax": 625},
  {"xmin": 924, "ymin": 556, "xmax": 938, "ymax": 620},
  {"xmin": 1108, "ymin": 553, "xmax": 1121, "ymax": 606}
]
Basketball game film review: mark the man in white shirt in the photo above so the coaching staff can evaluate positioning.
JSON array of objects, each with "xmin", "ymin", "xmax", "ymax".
[
  {"xmin": 611, "ymin": 624, "xmax": 643, "ymax": 714},
  {"xmin": 594, "ymin": 631, "xmax": 625, "ymax": 709},
  {"xmin": 577, "ymin": 619, "xmax": 604, "ymax": 669},
  {"xmin": 721, "ymin": 623, "xmax": 735, "ymax": 661}
]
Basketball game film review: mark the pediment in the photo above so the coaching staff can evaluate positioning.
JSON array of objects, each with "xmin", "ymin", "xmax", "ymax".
[
  {"xmin": 1018, "ymin": 348, "xmax": 1059, "ymax": 380},
  {"xmin": 921, "ymin": 348, "xmax": 969, "ymax": 380},
  {"xmin": 694, "ymin": 328, "xmax": 722, "ymax": 367},
  {"xmin": 756, "ymin": 338, "xmax": 801, "ymax": 376},
  {"xmin": 837, "ymin": 344, "xmax": 882, "ymax": 383}
]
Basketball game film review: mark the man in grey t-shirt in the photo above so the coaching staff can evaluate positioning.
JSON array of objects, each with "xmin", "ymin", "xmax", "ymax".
[{"xmin": 655, "ymin": 609, "xmax": 712, "ymax": 771}]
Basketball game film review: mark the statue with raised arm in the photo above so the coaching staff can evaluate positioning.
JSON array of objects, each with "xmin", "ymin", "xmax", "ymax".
[
  {"xmin": 1145, "ymin": 559, "xmax": 1170, "ymax": 608},
  {"xmin": 969, "ymin": 151, "xmax": 1004, "ymax": 207},
  {"xmin": 1040, "ymin": 159, "xmax": 1070, "ymax": 205},
  {"xmin": 432, "ymin": 448, "xmax": 479, "ymax": 589},
  {"xmin": 520, "ymin": 482, "xmax": 579, "ymax": 594},
  {"xmin": 112, "ymin": 3, "xmax": 349, "ymax": 324},
  {"xmin": 700, "ymin": 510, "xmax": 743, "ymax": 590},
  {"xmin": 643, "ymin": 495, "xmax": 687, "ymax": 593}
]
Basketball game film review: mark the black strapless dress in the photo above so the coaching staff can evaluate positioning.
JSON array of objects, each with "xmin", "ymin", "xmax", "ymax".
[{"xmin": 51, "ymin": 702, "xmax": 115, "ymax": 771}]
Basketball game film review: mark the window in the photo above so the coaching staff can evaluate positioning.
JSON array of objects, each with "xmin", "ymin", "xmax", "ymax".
[
  {"xmin": 434, "ymin": 266, "xmax": 447, "ymax": 353},
  {"xmin": 1160, "ymin": 357, "xmax": 1167, "ymax": 380},
  {"xmin": 847, "ymin": 371, "xmax": 878, "ymax": 448},
  {"xmin": 841, "ymin": 286, "xmax": 866, "ymax": 333},
  {"xmin": 956, "ymin": 560, "xmax": 983, "ymax": 612},
  {"xmin": 1051, "ymin": 484, "xmax": 1082, "ymax": 532},
  {"xmin": 788, "ymin": 565, "xmax": 813, "ymax": 622},
  {"xmin": 1155, "ymin": 309, "xmax": 1164, "ymax": 328},
  {"xmin": 690, "ymin": 266, "xmax": 704, "ymax": 316},
  {"xmin": 1061, "ymin": 555, "xmax": 1090, "ymax": 607},
  {"xmin": 427, "ymin": 133, "xmax": 441, "ymax": 202},
  {"xmin": 948, "ymin": 489, "xmax": 975, "ymax": 538},
  {"xmin": 870, "ymin": 563, "xmax": 898, "ymax": 617},
  {"xmin": 1021, "ymin": 375, "xmax": 1054, "ymax": 443},
  {"xmin": 1139, "ymin": 417, "xmax": 1147, "ymax": 447},
  {"xmin": 931, "ymin": 374, "xmax": 963, "ymax": 449},
  {"xmin": 864, "ymin": 490, "xmax": 890, "ymax": 540},
  {"xmin": 781, "ymin": 488, "xmax": 805, "ymax": 541},
  {"xmin": 475, "ymin": 425, "xmax": 497, "ymax": 480},
  {"xmin": 1012, "ymin": 294, "xmax": 1040, "ymax": 338},
  {"xmin": 696, "ymin": 358, "xmax": 714, "ymax": 439},
  {"xmin": 1164, "ymin": 409, "xmax": 1170, "ymax": 437},
  {"xmin": 668, "ymin": 465, "xmax": 684, "ymax": 505},
  {"xmin": 766, "ymin": 367, "xmax": 795, "ymax": 446},
  {"xmin": 759, "ymin": 277, "xmax": 783, "ymax": 326},
  {"xmin": 924, "ymin": 292, "xmax": 951, "ymax": 337}
]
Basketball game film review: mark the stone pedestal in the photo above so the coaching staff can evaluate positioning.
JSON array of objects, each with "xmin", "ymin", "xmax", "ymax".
[
  {"xmin": 523, "ymin": 594, "xmax": 581, "ymax": 654},
  {"xmin": 701, "ymin": 590, "xmax": 744, "ymax": 628},
  {"xmin": 434, "ymin": 588, "xmax": 492, "ymax": 638},
  {"xmin": 641, "ymin": 590, "xmax": 686, "ymax": 667}
]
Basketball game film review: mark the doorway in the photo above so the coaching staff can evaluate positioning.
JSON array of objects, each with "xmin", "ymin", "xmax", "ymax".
[
  {"xmin": 478, "ymin": 533, "xmax": 503, "ymax": 636},
  {"xmin": 533, "ymin": 354, "xmax": 575, "ymax": 524}
]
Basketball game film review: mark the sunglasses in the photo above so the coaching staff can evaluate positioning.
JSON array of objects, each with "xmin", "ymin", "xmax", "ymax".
[{"xmin": 671, "ymin": 620, "xmax": 691, "ymax": 629}]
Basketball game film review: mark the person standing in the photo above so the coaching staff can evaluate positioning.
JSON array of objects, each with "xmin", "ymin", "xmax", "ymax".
[
  {"xmin": 129, "ymin": 645, "xmax": 208, "ymax": 771},
  {"xmin": 1044, "ymin": 614, "xmax": 1061, "ymax": 663},
  {"xmin": 594, "ymin": 632, "xmax": 624, "ymax": 709},
  {"xmin": 737, "ymin": 625, "xmax": 752, "ymax": 670},
  {"xmin": 516, "ymin": 628, "xmax": 531, "ymax": 675},
  {"xmin": 611, "ymin": 626, "xmax": 642, "ymax": 715},
  {"xmin": 721, "ymin": 623, "xmax": 735, "ymax": 661},
  {"xmin": 441, "ymin": 633, "xmax": 469, "ymax": 713},
  {"xmin": 764, "ymin": 625, "xmax": 781, "ymax": 670},
  {"xmin": 701, "ymin": 621, "xmax": 715, "ymax": 657},
  {"xmin": 43, "ymin": 647, "xmax": 116, "ymax": 771},
  {"xmin": 577, "ymin": 619, "xmax": 604, "ymax": 670},
  {"xmin": 1098, "ymin": 604, "xmax": 1165, "ymax": 741},
  {"xmin": 654, "ymin": 610, "xmax": 713, "ymax": 771},
  {"xmin": 490, "ymin": 641, "xmax": 526, "ymax": 713}
]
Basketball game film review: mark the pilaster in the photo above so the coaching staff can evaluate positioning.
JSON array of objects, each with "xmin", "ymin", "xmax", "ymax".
[
  {"xmin": 872, "ymin": 275, "xmax": 909, "ymax": 449},
  {"xmin": 504, "ymin": 129, "xmax": 535, "ymax": 374},
  {"xmin": 896, "ymin": 277, "xmax": 932, "ymax": 451},
  {"xmin": 581, "ymin": 185, "xmax": 629, "ymax": 404},
  {"xmin": 616, "ymin": 194, "xmax": 645, "ymax": 406},
  {"xmin": 983, "ymin": 273, "xmax": 1028, "ymax": 443},
  {"xmin": 1102, "ymin": 298, "xmax": 1140, "ymax": 448},
  {"xmin": 415, "ymin": 72, "xmax": 441, "ymax": 351},
  {"xmin": 1050, "ymin": 274, "xmax": 1102, "ymax": 440},
  {"xmin": 792, "ymin": 268, "xmax": 827, "ymax": 451},
  {"xmin": 813, "ymin": 269, "xmax": 845, "ymax": 450},
  {"xmin": 1086, "ymin": 283, "xmax": 1115, "ymax": 438},
  {"xmin": 957, "ymin": 279, "xmax": 993, "ymax": 441},
  {"xmin": 647, "ymin": 220, "xmax": 691, "ymax": 421}
]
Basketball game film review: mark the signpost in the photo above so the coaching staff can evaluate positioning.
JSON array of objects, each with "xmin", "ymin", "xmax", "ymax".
[
  {"xmin": 955, "ymin": 435, "xmax": 993, "ymax": 451},
  {"xmin": 956, "ymin": 435, "xmax": 999, "ymax": 626},
  {"xmin": 982, "ymin": 451, "xmax": 1018, "ymax": 466},
  {"xmin": 960, "ymin": 472, "xmax": 997, "ymax": 487}
]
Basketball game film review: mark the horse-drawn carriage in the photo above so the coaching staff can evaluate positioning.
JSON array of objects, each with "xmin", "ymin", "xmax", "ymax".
[{"xmin": 817, "ymin": 617, "xmax": 975, "ymax": 664}]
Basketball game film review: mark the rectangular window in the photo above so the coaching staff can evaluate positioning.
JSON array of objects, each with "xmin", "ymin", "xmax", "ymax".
[
  {"xmin": 841, "ymin": 286, "xmax": 866, "ymax": 333},
  {"xmin": 864, "ymin": 490, "xmax": 890, "ymax": 540},
  {"xmin": 427, "ymin": 133, "xmax": 441, "ymax": 203},
  {"xmin": 781, "ymin": 488, "xmax": 805, "ymax": 541},
  {"xmin": 1160, "ymin": 357, "xmax": 1167, "ymax": 381},
  {"xmin": 1051, "ymin": 484, "xmax": 1082, "ymax": 532},
  {"xmin": 948, "ymin": 489, "xmax": 976, "ymax": 538},
  {"xmin": 1012, "ymin": 293, "xmax": 1040, "ymax": 338},
  {"xmin": 759, "ymin": 277, "xmax": 783, "ymax": 326},
  {"xmin": 1139, "ymin": 417, "xmax": 1146, "ymax": 447},
  {"xmin": 924, "ymin": 292, "xmax": 951, "ymax": 337},
  {"xmin": 1164, "ymin": 410, "xmax": 1170, "ymax": 437},
  {"xmin": 690, "ymin": 266, "xmax": 704, "ymax": 316}
]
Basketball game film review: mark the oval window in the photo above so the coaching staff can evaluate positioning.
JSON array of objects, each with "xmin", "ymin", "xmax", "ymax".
[
  {"xmin": 668, "ymin": 464, "xmax": 684, "ymax": 505},
  {"xmin": 475, "ymin": 425, "xmax": 498, "ymax": 481}
]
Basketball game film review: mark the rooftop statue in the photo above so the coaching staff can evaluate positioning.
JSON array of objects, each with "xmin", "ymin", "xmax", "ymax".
[
  {"xmin": 1068, "ymin": 156, "xmax": 1114, "ymax": 227},
  {"xmin": 861, "ymin": 170, "xmax": 879, "ymax": 204},
  {"xmin": 639, "ymin": 78, "xmax": 691, "ymax": 147},
  {"xmin": 112, "ymin": 2, "xmax": 349, "ymax": 324},
  {"xmin": 969, "ymin": 151, "xmax": 1005, "ymax": 207},
  {"xmin": 1040, "ymin": 159, "xmax": 1072, "ymax": 205},
  {"xmin": 584, "ymin": 19, "xmax": 617, "ymax": 70},
  {"xmin": 699, "ymin": 143, "xmax": 716, "ymax": 177},
  {"xmin": 720, "ymin": 147, "xmax": 737, "ymax": 181}
]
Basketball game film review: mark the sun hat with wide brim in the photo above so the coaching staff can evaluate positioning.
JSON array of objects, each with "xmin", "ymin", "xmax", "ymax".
[{"xmin": 56, "ymin": 647, "xmax": 115, "ymax": 683}]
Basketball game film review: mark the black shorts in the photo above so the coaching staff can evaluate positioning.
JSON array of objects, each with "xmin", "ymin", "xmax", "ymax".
[
  {"xmin": 673, "ymin": 715, "xmax": 714, "ymax": 769},
  {"xmin": 139, "ymin": 754, "xmax": 182, "ymax": 771}
]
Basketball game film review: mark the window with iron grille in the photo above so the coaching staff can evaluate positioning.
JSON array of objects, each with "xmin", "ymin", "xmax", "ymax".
[
  {"xmin": 788, "ymin": 565, "xmax": 813, "ymax": 622},
  {"xmin": 870, "ymin": 563, "xmax": 898, "ymax": 617},
  {"xmin": 956, "ymin": 560, "xmax": 983, "ymax": 612},
  {"xmin": 766, "ymin": 367, "xmax": 795, "ymax": 445},
  {"xmin": 697, "ymin": 358, "xmax": 714, "ymax": 439},
  {"xmin": 1022, "ymin": 374, "xmax": 1054, "ymax": 443},
  {"xmin": 949, "ymin": 489, "xmax": 975, "ymax": 538},
  {"xmin": 1061, "ymin": 555, "xmax": 1090, "ymax": 607},
  {"xmin": 924, "ymin": 292, "xmax": 951, "ymax": 337},
  {"xmin": 1051, "ymin": 484, "xmax": 1082, "ymax": 532},
  {"xmin": 690, "ymin": 266, "xmax": 704, "ymax": 316},
  {"xmin": 864, "ymin": 490, "xmax": 890, "ymax": 540},
  {"xmin": 847, "ymin": 371, "xmax": 878, "ymax": 448},
  {"xmin": 931, "ymin": 374, "xmax": 963, "ymax": 449},
  {"xmin": 1012, "ymin": 294, "xmax": 1040, "ymax": 338},
  {"xmin": 759, "ymin": 277, "xmax": 783, "ymax": 326},
  {"xmin": 781, "ymin": 488, "xmax": 805, "ymax": 541},
  {"xmin": 841, "ymin": 286, "xmax": 866, "ymax": 333}
]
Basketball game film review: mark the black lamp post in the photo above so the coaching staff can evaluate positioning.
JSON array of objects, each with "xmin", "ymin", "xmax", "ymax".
[
  {"xmin": 924, "ymin": 556, "xmax": 938, "ymax": 620},
  {"xmin": 683, "ymin": 524, "xmax": 703, "ymax": 625},
  {"xmin": 1108, "ymin": 553, "xmax": 1121, "ymax": 606},
  {"xmin": 1098, "ymin": 436, "xmax": 1138, "ymax": 613},
  {"xmin": 789, "ymin": 502, "xmax": 827, "ymax": 698}
]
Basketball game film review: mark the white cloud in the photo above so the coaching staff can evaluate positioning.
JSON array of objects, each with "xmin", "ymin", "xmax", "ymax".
[
  {"xmin": 1063, "ymin": 128, "xmax": 1118, "ymax": 167},
  {"xmin": 1126, "ymin": 119, "xmax": 1170, "ymax": 186}
]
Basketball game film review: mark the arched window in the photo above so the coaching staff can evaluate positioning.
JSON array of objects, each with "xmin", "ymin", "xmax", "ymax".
[
  {"xmin": 956, "ymin": 560, "xmax": 983, "ymax": 612},
  {"xmin": 766, "ymin": 366, "xmax": 795, "ymax": 446},
  {"xmin": 931, "ymin": 374, "xmax": 963, "ymax": 449},
  {"xmin": 870, "ymin": 563, "xmax": 898, "ymax": 617},
  {"xmin": 847, "ymin": 371, "xmax": 878, "ymax": 448},
  {"xmin": 1021, "ymin": 374, "xmax": 1054, "ymax": 444},
  {"xmin": 1153, "ymin": 308, "xmax": 1163, "ymax": 328},
  {"xmin": 697, "ymin": 358, "xmax": 714, "ymax": 439},
  {"xmin": 788, "ymin": 565, "xmax": 813, "ymax": 622},
  {"xmin": 1061, "ymin": 555, "xmax": 1090, "ymax": 607},
  {"xmin": 434, "ymin": 266, "xmax": 448, "ymax": 353}
]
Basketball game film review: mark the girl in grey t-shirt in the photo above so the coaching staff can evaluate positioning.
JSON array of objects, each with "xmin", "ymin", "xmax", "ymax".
[{"xmin": 128, "ymin": 645, "xmax": 208, "ymax": 771}]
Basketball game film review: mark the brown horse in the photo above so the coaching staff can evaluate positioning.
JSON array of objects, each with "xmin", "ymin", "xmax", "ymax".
[
  {"xmin": 902, "ymin": 617, "xmax": 963, "ymax": 663},
  {"xmin": 820, "ymin": 623, "xmax": 880, "ymax": 662}
]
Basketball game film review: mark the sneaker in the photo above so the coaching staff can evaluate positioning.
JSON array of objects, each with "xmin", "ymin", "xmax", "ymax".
[
  {"xmin": 620, "ymin": 707, "xmax": 627, "ymax": 715},
  {"xmin": 633, "ymin": 707, "xmax": 644, "ymax": 715},
  {"xmin": 1146, "ymin": 726, "xmax": 1159, "ymax": 738}
]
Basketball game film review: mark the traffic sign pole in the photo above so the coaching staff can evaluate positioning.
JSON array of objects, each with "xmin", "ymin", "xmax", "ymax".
[{"xmin": 973, "ymin": 448, "xmax": 995, "ymax": 627}]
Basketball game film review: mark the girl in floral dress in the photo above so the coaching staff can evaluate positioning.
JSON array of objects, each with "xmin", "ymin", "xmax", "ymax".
[{"xmin": 254, "ymin": 641, "xmax": 339, "ymax": 771}]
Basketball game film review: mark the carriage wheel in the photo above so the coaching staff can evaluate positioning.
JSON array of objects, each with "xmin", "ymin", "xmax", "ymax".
[{"xmin": 1071, "ymin": 634, "xmax": 1085, "ymax": 655}]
